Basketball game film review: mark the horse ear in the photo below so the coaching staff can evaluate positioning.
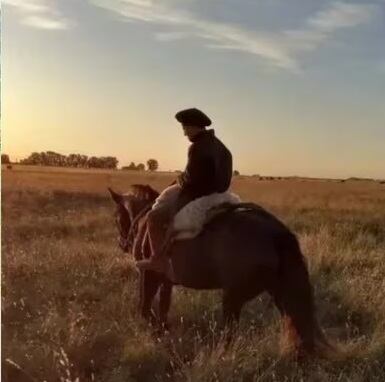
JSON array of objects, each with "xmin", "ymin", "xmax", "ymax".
[{"xmin": 108, "ymin": 187, "xmax": 123, "ymax": 205}]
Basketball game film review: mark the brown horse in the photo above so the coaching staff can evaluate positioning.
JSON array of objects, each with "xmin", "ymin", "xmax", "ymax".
[{"xmin": 108, "ymin": 184, "xmax": 329, "ymax": 355}]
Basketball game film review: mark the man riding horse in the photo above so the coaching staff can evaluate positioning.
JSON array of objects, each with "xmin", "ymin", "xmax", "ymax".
[
  {"xmin": 137, "ymin": 107, "xmax": 233, "ymax": 275},
  {"xmin": 109, "ymin": 110, "xmax": 332, "ymax": 354}
]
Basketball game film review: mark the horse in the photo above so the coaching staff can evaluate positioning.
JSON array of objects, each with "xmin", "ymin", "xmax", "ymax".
[{"xmin": 108, "ymin": 184, "xmax": 330, "ymax": 355}]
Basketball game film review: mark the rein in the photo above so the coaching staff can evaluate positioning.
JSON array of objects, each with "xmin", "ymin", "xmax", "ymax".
[{"xmin": 126, "ymin": 201, "xmax": 154, "ymax": 249}]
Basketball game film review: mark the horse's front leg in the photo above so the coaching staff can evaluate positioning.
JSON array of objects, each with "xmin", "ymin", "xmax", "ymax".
[
  {"xmin": 158, "ymin": 280, "xmax": 173, "ymax": 330},
  {"xmin": 139, "ymin": 270, "xmax": 161, "ymax": 326}
]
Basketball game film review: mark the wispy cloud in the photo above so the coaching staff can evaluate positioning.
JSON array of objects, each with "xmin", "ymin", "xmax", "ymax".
[
  {"xmin": 89, "ymin": 0, "xmax": 376, "ymax": 71},
  {"xmin": 3, "ymin": 0, "xmax": 71, "ymax": 30},
  {"xmin": 309, "ymin": 1, "xmax": 374, "ymax": 31},
  {"xmin": 285, "ymin": 1, "xmax": 376, "ymax": 53}
]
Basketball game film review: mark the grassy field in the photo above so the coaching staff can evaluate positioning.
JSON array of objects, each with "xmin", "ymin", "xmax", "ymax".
[{"xmin": 2, "ymin": 165, "xmax": 385, "ymax": 381}]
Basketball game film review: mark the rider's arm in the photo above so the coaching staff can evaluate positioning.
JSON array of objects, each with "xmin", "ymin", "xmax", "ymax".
[{"xmin": 177, "ymin": 144, "xmax": 214, "ymax": 196}]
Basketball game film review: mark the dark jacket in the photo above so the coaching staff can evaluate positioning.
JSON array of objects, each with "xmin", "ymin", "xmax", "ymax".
[{"xmin": 177, "ymin": 130, "xmax": 233, "ymax": 199}]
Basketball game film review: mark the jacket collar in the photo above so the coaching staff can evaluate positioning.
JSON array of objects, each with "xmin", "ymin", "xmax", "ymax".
[{"xmin": 190, "ymin": 129, "xmax": 215, "ymax": 143}]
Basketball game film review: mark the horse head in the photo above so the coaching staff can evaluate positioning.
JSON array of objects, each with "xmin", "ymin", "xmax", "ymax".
[{"xmin": 108, "ymin": 185, "xmax": 159, "ymax": 253}]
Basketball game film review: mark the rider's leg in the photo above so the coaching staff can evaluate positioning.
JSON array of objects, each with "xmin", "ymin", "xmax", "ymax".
[
  {"xmin": 136, "ymin": 193, "xmax": 193, "ymax": 274},
  {"xmin": 133, "ymin": 216, "xmax": 148, "ymax": 260},
  {"xmin": 147, "ymin": 207, "xmax": 171, "ymax": 258},
  {"xmin": 136, "ymin": 206, "xmax": 173, "ymax": 273},
  {"xmin": 147, "ymin": 192, "xmax": 193, "ymax": 258}
]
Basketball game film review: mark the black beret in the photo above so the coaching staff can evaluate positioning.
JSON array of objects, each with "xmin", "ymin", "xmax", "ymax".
[{"xmin": 175, "ymin": 108, "xmax": 212, "ymax": 127}]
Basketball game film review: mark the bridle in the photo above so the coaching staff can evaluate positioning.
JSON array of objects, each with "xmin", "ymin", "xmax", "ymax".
[
  {"xmin": 117, "ymin": 200, "xmax": 154, "ymax": 253},
  {"xmin": 126, "ymin": 202, "xmax": 153, "ymax": 251},
  {"xmin": 115, "ymin": 207, "xmax": 130, "ymax": 251}
]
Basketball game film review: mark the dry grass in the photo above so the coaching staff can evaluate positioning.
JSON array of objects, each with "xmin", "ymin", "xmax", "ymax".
[{"xmin": 2, "ymin": 166, "xmax": 385, "ymax": 381}]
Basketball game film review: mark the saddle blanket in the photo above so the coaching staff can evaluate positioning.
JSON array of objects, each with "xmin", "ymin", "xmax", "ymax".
[{"xmin": 152, "ymin": 184, "xmax": 241, "ymax": 239}]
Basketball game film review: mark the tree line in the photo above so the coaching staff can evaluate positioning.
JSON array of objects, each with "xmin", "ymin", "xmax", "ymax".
[
  {"xmin": 1, "ymin": 152, "xmax": 159, "ymax": 171},
  {"xmin": 17, "ymin": 151, "xmax": 118, "ymax": 169}
]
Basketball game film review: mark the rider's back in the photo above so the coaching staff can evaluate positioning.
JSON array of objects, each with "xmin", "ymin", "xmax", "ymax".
[{"xmin": 178, "ymin": 129, "xmax": 233, "ymax": 199}]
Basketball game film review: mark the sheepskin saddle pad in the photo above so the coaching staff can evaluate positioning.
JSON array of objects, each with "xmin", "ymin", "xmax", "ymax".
[{"xmin": 172, "ymin": 192, "xmax": 241, "ymax": 240}]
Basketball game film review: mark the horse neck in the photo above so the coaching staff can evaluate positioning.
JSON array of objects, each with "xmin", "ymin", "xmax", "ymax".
[{"xmin": 130, "ymin": 196, "xmax": 155, "ymax": 221}]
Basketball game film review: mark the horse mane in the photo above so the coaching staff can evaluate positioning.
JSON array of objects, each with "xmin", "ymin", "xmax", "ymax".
[{"xmin": 129, "ymin": 184, "xmax": 159, "ymax": 202}]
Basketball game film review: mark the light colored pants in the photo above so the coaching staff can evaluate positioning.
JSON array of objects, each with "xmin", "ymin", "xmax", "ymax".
[
  {"xmin": 147, "ymin": 185, "xmax": 192, "ymax": 257},
  {"xmin": 152, "ymin": 184, "xmax": 182, "ymax": 211}
]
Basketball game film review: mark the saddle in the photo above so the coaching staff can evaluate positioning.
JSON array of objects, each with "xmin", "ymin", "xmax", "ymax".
[{"xmin": 133, "ymin": 200, "xmax": 263, "ymax": 262}]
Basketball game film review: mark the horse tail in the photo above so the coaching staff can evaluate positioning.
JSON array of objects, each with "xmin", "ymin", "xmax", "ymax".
[{"xmin": 274, "ymin": 231, "xmax": 331, "ymax": 356}]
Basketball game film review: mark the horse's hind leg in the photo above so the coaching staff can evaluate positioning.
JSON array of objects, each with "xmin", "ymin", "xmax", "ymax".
[{"xmin": 222, "ymin": 274, "xmax": 271, "ymax": 340}]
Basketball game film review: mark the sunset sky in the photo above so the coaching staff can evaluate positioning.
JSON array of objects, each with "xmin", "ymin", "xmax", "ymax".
[{"xmin": 2, "ymin": 0, "xmax": 385, "ymax": 178}]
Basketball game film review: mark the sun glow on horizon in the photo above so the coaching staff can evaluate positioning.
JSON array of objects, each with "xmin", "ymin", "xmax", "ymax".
[{"xmin": 2, "ymin": 0, "xmax": 384, "ymax": 179}]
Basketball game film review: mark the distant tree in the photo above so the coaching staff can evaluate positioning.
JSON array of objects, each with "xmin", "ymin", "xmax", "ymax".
[
  {"xmin": 45, "ymin": 151, "xmax": 65, "ymax": 166},
  {"xmin": 20, "ymin": 152, "xmax": 41, "ymax": 165},
  {"xmin": 147, "ymin": 159, "xmax": 159, "ymax": 171},
  {"xmin": 39, "ymin": 152, "xmax": 47, "ymax": 165},
  {"xmin": 87, "ymin": 156, "xmax": 101, "ymax": 168},
  {"xmin": 233, "ymin": 170, "xmax": 240, "ymax": 176},
  {"xmin": 122, "ymin": 162, "xmax": 137, "ymax": 170},
  {"xmin": 1, "ymin": 154, "xmax": 10, "ymax": 164},
  {"xmin": 66, "ymin": 154, "xmax": 79, "ymax": 167},
  {"xmin": 103, "ymin": 156, "xmax": 118, "ymax": 169},
  {"xmin": 136, "ymin": 163, "xmax": 145, "ymax": 171},
  {"xmin": 79, "ymin": 155, "xmax": 88, "ymax": 168}
]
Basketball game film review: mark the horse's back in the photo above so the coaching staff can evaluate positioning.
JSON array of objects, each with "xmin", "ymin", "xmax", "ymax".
[{"xmin": 170, "ymin": 209, "xmax": 284, "ymax": 289}]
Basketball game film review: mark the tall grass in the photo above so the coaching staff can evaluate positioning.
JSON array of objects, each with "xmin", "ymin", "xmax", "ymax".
[{"xmin": 2, "ymin": 167, "xmax": 385, "ymax": 381}]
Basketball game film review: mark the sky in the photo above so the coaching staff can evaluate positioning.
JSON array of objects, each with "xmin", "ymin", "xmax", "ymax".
[{"xmin": 2, "ymin": 0, "xmax": 385, "ymax": 178}]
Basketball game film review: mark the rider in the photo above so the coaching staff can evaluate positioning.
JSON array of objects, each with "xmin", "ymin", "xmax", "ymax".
[{"xmin": 136, "ymin": 108, "xmax": 233, "ymax": 274}]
